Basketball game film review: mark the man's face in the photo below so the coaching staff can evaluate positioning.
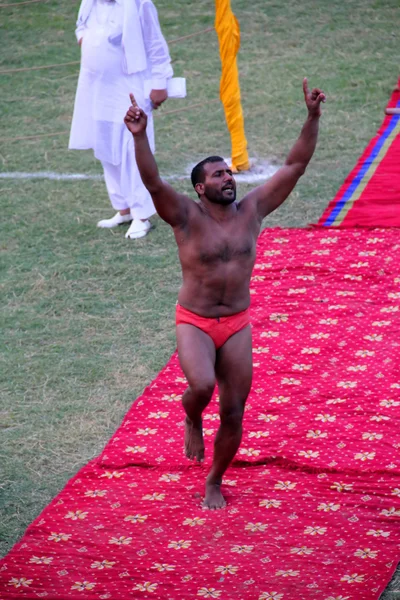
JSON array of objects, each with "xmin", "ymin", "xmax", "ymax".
[{"xmin": 201, "ymin": 161, "xmax": 237, "ymax": 204}]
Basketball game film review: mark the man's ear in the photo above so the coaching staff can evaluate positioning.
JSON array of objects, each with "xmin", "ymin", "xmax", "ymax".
[{"xmin": 195, "ymin": 182, "xmax": 204, "ymax": 196}]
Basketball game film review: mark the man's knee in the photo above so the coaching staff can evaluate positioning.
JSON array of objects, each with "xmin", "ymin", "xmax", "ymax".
[
  {"xmin": 187, "ymin": 378, "xmax": 215, "ymax": 403},
  {"xmin": 218, "ymin": 375, "xmax": 252, "ymax": 404},
  {"xmin": 219, "ymin": 404, "xmax": 245, "ymax": 430}
]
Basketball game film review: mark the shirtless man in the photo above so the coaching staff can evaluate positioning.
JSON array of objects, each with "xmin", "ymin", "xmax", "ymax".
[{"xmin": 124, "ymin": 79, "xmax": 326, "ymax": 509}]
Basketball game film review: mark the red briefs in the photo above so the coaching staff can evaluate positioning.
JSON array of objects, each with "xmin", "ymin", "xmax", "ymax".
[{"xmin": 176, "ymin": 304, "xmax": 250, "ymax": 350}]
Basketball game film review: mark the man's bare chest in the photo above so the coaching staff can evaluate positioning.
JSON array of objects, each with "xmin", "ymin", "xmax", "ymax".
[
  {"xmin": 178, "ymin": 216, "xmax": 258, "ymax": 267},
  {"xmin": 198, "ymin": 234, "xmax": 255, "ymax": 265}
]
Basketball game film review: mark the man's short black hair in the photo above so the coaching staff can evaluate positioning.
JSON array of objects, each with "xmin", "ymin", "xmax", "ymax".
[{"xmin": 190, "ymin": 156, "xmax": 225, "ymax": 189}]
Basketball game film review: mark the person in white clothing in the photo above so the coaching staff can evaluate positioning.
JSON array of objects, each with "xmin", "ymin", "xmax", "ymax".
[{"xmin": 69, "ymin": 0, "xmax": 173, "ymax": 239}]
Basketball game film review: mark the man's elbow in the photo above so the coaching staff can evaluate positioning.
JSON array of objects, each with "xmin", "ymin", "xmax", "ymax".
[
  {"xmin": 297, "ymin": 163, "xmax": 308, "ymax": 178},
  {"xmin": 286, "ymin": 161, "xmax": 307, "ymax": 178},
  {"xmin": 144, "ymin": 177, "xmax": 164, "ymax": 195}
]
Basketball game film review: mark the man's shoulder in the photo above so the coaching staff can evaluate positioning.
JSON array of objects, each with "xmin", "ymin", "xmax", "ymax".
[
  {"xmin": 168, "ymin": 194, "xmax": 200, "ymax": 230},
  {"xmin": 185, "ymin": 198, "xmax": 207, "ymax": 221},
  {"xmin": 237, "ymin": 194, "xmax": 258, "ymax": 215}
]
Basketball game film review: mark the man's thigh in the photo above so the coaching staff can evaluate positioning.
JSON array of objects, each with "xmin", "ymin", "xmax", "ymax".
[
  {"xmin": 176, "ymin": 324, "xmax": 216, "ymax": 387},
  {"xmin": 215, "ymin": 326, "xmax": 253, "ymax": 404}
]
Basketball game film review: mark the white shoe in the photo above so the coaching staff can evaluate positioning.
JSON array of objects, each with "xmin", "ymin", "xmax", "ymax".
[
  {"xmin": 97, "ymin": 212, "xmax": 132, "ymax": 228},
  {"xmin": 125, "ymin": 219, "xmax": 152, "ymax": 239}
]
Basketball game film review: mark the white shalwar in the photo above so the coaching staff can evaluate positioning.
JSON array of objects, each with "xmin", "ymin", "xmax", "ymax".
[{"xmin": 69, "ymin": 0, "xmax": 173, "ymax": 219}]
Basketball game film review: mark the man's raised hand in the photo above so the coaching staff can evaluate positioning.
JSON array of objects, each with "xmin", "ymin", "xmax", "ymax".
[
  {"xmin": 303, "ymin": 78, "xmax": 326, "ymax": 118},
  {"xmin": 124, "ymin": 93, "xmax": 148, "ymax": 136}
]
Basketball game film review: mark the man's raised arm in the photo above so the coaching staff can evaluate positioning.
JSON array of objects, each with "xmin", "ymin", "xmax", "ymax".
[
  {"xmin": 124, "ymin": 94, "xmax": 191, "ymax": 227},
  {"xmin": 242, "ymin": 78, "xmax": 326, "ymax": 220}
]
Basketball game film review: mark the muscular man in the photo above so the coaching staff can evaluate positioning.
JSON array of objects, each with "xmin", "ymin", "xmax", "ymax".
[{"xmin": 124, "ymin": 79, "xmax": 326, "ymax": 508}]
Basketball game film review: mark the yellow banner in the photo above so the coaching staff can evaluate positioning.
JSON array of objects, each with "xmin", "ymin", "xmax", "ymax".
[{"xmin": 215, "ymin": 0, "xmax": 250, "ymax": 172}]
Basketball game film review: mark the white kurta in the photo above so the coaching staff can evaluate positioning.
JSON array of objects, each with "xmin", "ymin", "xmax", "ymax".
[{"xmin": 69, "ymin": 0, "xmax": 173, "ymax": 218}]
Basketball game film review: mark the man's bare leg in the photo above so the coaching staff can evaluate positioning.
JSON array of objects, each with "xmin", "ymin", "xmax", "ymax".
[
  {"xmin": 204, "ymin": 326, "xmax": 253, "ymax": 509},
  {"xmin": 176, "ymin": 324, "xmax": 216, "ymax": 461},
  {"xmin": 182, "ymin": 388, "xmax": 208, "ymax": 461}
]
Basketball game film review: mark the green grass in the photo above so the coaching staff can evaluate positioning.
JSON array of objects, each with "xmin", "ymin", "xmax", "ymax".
[{"xmin": 1, "ymin": 0, "xmax": 400, "ymax": 596}]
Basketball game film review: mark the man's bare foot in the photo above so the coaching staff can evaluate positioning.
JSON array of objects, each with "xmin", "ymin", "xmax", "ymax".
[
  {"xmin": 202, "ymin": 479, "xmax": 226, "ymax": 510},
  {"xmin": 184, "ymin": 417, "xmax": 204, "ymax": 461}
]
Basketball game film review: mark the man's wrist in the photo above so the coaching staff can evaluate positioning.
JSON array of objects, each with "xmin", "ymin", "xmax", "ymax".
[{"xmin": 132, "ymin": 131, "xmax": 147, "ymax": 141}]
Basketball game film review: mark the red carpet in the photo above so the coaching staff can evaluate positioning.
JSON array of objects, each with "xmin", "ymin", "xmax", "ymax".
[
  {"xmin": 317, "ymin": 79, "xmax": 400, "ymax": 227},
  {"xmin": 1, "ymin": 228, "xmax": 400, "ymax": 600}
]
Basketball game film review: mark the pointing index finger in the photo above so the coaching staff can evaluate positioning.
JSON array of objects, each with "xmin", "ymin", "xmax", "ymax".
[
  {"xmin": 130, "ymin": 93, "xmax": 138, "ymax": 108},
  {"xmin": 303, "ymin": 77, "xmax": 309, "ymax": 98}
]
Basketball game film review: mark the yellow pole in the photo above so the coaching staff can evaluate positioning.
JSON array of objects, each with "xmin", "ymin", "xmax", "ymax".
[{"xmin": 215, "ymin": 0, "xmax": 250, "ymax": 172}]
